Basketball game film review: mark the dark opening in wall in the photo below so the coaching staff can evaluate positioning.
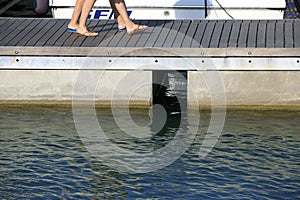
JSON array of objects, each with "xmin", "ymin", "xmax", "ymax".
[{"xmin": 152, "ymin": 70, "xmax": 187, "ymax": 114}]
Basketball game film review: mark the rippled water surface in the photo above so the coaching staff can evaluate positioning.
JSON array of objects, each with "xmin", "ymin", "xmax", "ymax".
[{"xmin": 0, "ymin": 106, "xmax": 299, "ymax": 199}]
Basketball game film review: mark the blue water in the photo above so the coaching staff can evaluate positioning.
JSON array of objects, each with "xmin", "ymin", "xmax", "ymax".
[{"xmin": 0, "ymin": 106, "xmax": 299, "ymax": 199}]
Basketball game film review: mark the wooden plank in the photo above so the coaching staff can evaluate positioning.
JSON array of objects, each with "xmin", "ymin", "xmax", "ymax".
[
  {"xmin": 256, "ymin": 20, "xmax": 267, "ymax": 48},
  {"xmin": 4, "ymin": 19, "xmax": 34, "ymax": 46},
  {"xmin": 228, "ymin": 21, "xmax": 241, "ymax": 47},
  {"xmin": 53, "ymin": 19, "xmax": 81, "ymax": 47},
  {"xmin": 135, "ymin": 20, "xmax": 158, "ymax": 47},
  {"xmin": 191, "ymin": 21, "xmax": 207, "ymax": 47},
  {"xmin": 35, "ymin": 19, "xmax": 66, "ymax": 46},
  {"xmin": 71, "ymin": 20, "xmax": 100, "ymax": 47},
  {"xmin": 97, "ymin": 20, "xmax": 118, "ymax": 46},
  {"xmin": 0, "ymin": 18, "xmax": 28, "ymax": 46},
  {"xmin": 107, "ymin": 30, "xmax": 126, "ymax": 47},
  {"xmin": 92, "ymin": 20, "xmax": 114, "ymax": 47},
  {"xmin": 67, "ymin": 32, "xmax": 85, "ymax": 47},
  {"xmin": 200, "ymin": 21, "xmax": 215, "ymax": 48},
  {"xmin": 126, "ymin": 20, "xmax": 150, "ymax": 47},
  {"xmin": 3, "ymin": 19, "xmax": 34, "ymax": 46},
  {"xmin": 15, "ymin": 19, "xmax": 43, "ymax": 46},
  {"xmin": 247, "ymin": 21, "xmax": 258, "ymax": 48},
  {"xmin": 81, "ymin": 20, "xmax": 109, "ymax": 47},
  {"xmin": 152, "ymin": 20, "xmax": 174, "ymax": 48},
  {"xmin": 0, "ymin": 19, "xmax": 23, "ymax": 45},
  {"xmin": 44, "ymin": 19, "xmax": 69, "ymax": 46},
  {"xmin": 53, "ymin": 31, "xmax": 73, "ymax": 46},
  {"xmin": 62, "ymin": 22, "xmax": 89, "ymax": 47},
  {"xmin": 294, "ymin": 21, "xmax": 300, "ymax": 48},
  {"xmin": 181, "ymin": 20, "xmax": 200, "ymax": 48},
  {"xmin": 26, "ymin": 19, "xmax": 57, "ymax": 46},
  {"xmin": 163, "ymin": 20, "xmax": 182, "ymax": 47},
  {"xmin": 100, "ymin": 20, "xmax": 123, "ymax": 46},
  {"xmin": 266, "ymin": 20, "xmax": 276, "ymax": 48},
  {"xmin": 144, "ymin": 20, "xmax": 166, "ymax": 47},
  {"xmin": 209, "ymin": 21, "xmax": 224, "ymax": 48},
  {"xmin": 284, "ymin": 21, "xmax": 294, "ymax": 48},
  {"xmin": 114, "ymin": 32, "xmax": 132, "ymax": 47},
  {"xmin": 219, "ymin": 20, "xmax": 232, "ymax": 48},
  {"xmin": 106, "ymin": 22, "xmax": 126, "ymax": 47},
  {"xmin": 172, "ymin": 20, "xmax": 190, "ymax": 47},
  {"xmin": 275, "ymin": 20, "xmax": 284, "ymax": 48},
  {"xmin": 237, "ymin": 20, "xmax": 250, "ymax": 47},
  {"xmin": 21, "ymin": 19, "xmax": 51, "ymax": 46},
  {"xmin": 0, "ymin": 18, "xmax": 9, "ymax": 30}
]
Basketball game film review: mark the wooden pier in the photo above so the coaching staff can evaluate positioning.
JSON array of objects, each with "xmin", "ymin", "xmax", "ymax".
[{"xmin": 0, "ymin": 18, "xmax": 299, "ymax": 107}]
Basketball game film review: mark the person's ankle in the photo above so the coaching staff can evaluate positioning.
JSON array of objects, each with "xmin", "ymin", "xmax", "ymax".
[
  {"xmin": 68, "ymin": 22, "xmax": 79, "ymax": 29},
  {"xmin": 77, "ymin": 26, "xmax": 87, "ymax": 31}
]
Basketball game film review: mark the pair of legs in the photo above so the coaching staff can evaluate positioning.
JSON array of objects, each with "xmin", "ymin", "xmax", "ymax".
[{"xmin": 68, "ymin": 0, "xmax": 147, "ymax": 36}]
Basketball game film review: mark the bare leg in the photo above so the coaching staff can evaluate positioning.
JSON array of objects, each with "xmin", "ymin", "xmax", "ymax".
[
  {"xmin": 109, "ymin": 0, "xmax": 125, "ymax": 28},
  {"xmin": 76, "ymin": 0, "xmax": 98, "ymax": 36},
  {"xmin": 68, "ymin": 0, "xmax": 84, "ymax": 29},
  {"xmin": 111, "ymin": 0, "xmax": 147, "ymax": 34}
]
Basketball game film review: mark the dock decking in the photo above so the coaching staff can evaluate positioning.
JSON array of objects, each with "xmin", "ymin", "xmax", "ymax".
[
  {"xmin": 0, "ymin": 18, "xmax": 299, "ymax": 48},
  {"xmin": 0, "ymin": 18, "xmax": 299, "ymax": 70}
]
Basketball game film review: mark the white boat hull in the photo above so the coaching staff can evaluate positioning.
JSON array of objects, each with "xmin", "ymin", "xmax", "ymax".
[
  {"xmin": 49, "ymin": 0, "xmax": 286, "ymax": 20},
  {"xmin": 51, "ymin": 7, "xmax": 285, "ymax": 20}
]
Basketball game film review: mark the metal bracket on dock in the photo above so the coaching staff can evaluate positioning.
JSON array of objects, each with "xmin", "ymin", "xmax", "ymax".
[
  {"xmin": 1, "ymin": 47, "xmax": 300, "ymax": 57},
  {"xmin": 1, "ymin": 46, "xmax": 300, "ymax": 70}
]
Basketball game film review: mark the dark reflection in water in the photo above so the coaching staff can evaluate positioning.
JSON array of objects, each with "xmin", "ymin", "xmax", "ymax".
[{"xmin": 0, "ymin": 106, "xmax": 299, "ymax": 199}]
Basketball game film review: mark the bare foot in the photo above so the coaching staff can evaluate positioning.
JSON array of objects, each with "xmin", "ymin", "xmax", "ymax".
[
  {"xmin": 127, "ymin": 24, "xmax": 148, "ymax": 35},
  {"xmin": 77, "ymin": 30, "xmax": 98, "ymax": 37}
]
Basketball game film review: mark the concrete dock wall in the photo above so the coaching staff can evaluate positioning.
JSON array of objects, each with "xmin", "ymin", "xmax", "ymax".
[
  {"xmin": 0, "ymin": 70, "xmax": 299, "ymax": 108},
  {"xmin": 188, "ymin": 71, "xmax": 300, "ymax": 108},
  {"xmin": 0, "ymin": 70, "xmax": 152, "ymax": 105}
]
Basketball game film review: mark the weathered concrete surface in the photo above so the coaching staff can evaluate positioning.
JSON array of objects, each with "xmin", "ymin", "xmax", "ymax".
[
  {"xmin": 188, "ymin": 71, "xmax": 300, "ymax": 108},
  {"xmin": 1, "ymin": 70, "xmax": 299, "ymax": 109},
  {"xmin": 0, "ymin": 70, "xmax": 152, "ymax": 105}
]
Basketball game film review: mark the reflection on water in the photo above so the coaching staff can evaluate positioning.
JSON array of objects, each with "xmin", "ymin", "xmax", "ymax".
[{"xmin": 0, "ymin": 106, "xmax": 299, "ymax": 199}]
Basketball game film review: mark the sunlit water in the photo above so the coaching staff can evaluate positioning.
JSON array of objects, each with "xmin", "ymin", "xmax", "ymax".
[{"xmin": 0, "ymin": 106, "xmax": 299, "ymax": 199}]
